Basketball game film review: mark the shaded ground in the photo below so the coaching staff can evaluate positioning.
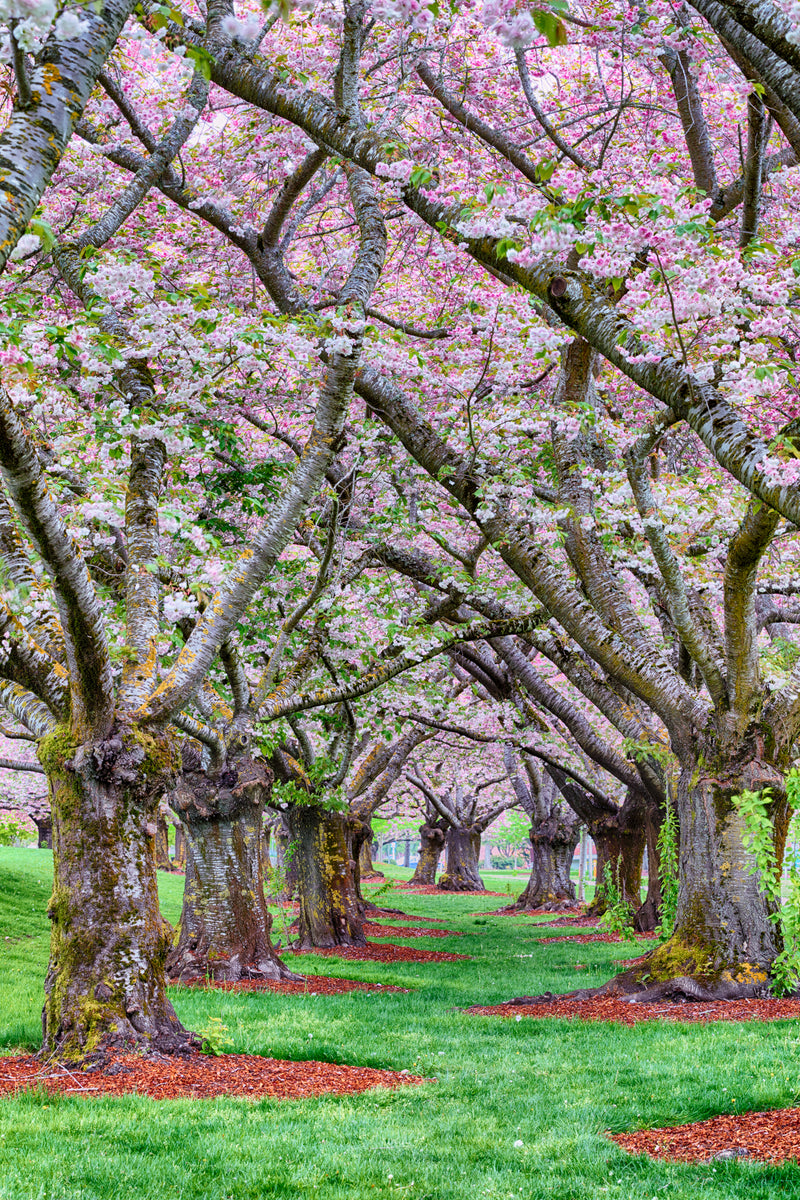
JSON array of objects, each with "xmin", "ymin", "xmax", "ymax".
[
  {"xmin": 613, "ymin": 1107, "xmax": 800, "ymax": 1165},
  {"xmin": 467, "ymin": 995, "xmax": 800, "ymax": 1025},
  {"xmin": 0, "ymin": 1054, "xmax": 423, "ymax": 1101}
]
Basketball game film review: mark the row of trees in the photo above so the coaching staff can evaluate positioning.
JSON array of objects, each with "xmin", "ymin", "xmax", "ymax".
[{"xmin": 3, "ymin": 0, "xmax": 800, "ymax": 1061}]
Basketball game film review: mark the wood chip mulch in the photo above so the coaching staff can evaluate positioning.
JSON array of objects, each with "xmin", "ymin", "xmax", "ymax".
[
  {"xmin": 0, "ymin": 1054, "xmax": 424, "ymax": 1102},
  {"xmin": 467, "ymin": 996, "xmax": 800, "ymax": 1026},
  {"xmin": 533, "ymin": 913, "xmax": 605, "ymax": 926},
  {"xmin": 286, "ymin": 942, "xmax": 470, "ymax": 963},
  {"xmin": 384, "ymin": 914, "xmax": 446, "ymax": 923},
  {"xmin": 471, "ymin": 905, "xmax": 586, "ymax": 917},
  {"xmin": 394, "ymin": 884, "xmax": 508, "ymax": 896},
  {"xmin": 533, "ymin": 931, "xmax": 659, "ymax": 944},
  {"xmin": 176, "ymin": 974, "xmax": 410, "ymax": 995},
  {"xmin": 364, "ymin": 922, "xmax": 463, "ymax": 939},
  {"xmin": 613, "ymin": 1106, "xmax": 800, "ymax": 1164}
]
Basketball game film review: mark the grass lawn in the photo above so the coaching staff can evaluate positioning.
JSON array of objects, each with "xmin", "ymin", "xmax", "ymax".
[{"xmin": 0, "ymin": 849, "xmax": 797, "ymax": 1199}]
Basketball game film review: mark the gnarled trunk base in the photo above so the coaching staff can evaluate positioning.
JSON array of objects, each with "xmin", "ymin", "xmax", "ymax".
[
  {"xmin": 287, "ymin": 804, "xmax": 365, "ymax": 949},
  {"xmin": 439, "ymin": 828, "xmax": 484, "ymax": 892},
  {"xmin": 358, "ymin": 835, "xmax": 384, "ymax": 881},
  {"xmin": 513, "ymin": 817, "xmax": 579, "ymax": 910},
  {"xmin": 410, "ymin": 821, "xmax": 446, "ymax": 885},
  {"xmin": 167, "ymin": 753, "xmax": 298, "ymax": 984},
  {"xmin": 586, "ymin": 812, "xmax": 645, "ymax": 918},
  {"xmin": 39, "ymin": 723, "xmax": 195, "ymax": 1065}
]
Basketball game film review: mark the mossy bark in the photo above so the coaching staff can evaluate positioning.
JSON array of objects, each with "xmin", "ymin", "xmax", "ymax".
[
  {"xmin": 358, "ymin": 830, "xmax": 383, "ymax": 880},
  {"xmin": 633, "ymin": 799, "xmax": 665, "ymax": 933},
  {"xmin": 410, "ymin": 820, "xmax": 446, "ymax": 885},
  {"xmin": 173, "ymin": 823, "xmax": 186, "ymax": 871},
  {"xmin": 515, "ymin": 811, "xmax": 580, "ymax": 909},
  {"xmin": 439, "ymin": 827, "xmax": 484, "ymax": 892},
  {"xmin": 645, "ymin": 759, "xmax": 784, "ymax": 989},
  {"xmin": 166, "ymin": 752, "xmax": 298, "ymax": 983},
  {"xmin": 33, "ymin": 810, "xmax": 52, "ymax": 849},
  {"xmin": 586, "ymin": 807, "xmax": 646, "ymax": 917},
  {"xmin": 287, "ymin": 804, "xmax": 365, "ymax": 949},
  {"xmin": 39, "ymin": 722, "xmax": 194, "ymax": 1064},
  {"xmin": 155, "ymin": 814, "xmax": 171, "ymax": 872}
]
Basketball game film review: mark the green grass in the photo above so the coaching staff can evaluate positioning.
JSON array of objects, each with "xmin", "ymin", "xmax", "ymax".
[{"xmin": 0, "ymin": 847, "xmax": 797, "ymax": 1198}]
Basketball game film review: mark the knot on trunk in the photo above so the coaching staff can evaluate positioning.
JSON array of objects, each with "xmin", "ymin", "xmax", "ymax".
[
  {"xmin": 72, "ymin": 722, "xmax": 179, "ymax": 799},
  {"xmin": 169, "ymin": 754, "xmax": 273, "ymax": 823}
]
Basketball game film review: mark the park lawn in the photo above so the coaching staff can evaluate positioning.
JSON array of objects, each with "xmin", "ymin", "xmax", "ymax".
[{"xmin": 0, "ymin": 849, "xmax": 797, "ymax": 1199}]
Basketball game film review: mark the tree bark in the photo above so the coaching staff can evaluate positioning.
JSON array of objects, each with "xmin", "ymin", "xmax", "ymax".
[
  {"xmin": 155, "ymin": 814, "xmax": 171, "ymax": 872},
  {"xmin": 646, "ymin": 753, "xmax": 785, "ymax": 989},
  {"xmin": 358, "ymin": 833, "xmax": 383, "ymax": 880},
  {"xmin": 173, "ymin": 822, "xmax": 186, "ymax": 872},
  {"xmin": 438, "ymin": 827, "xmax": 485, "ymax": 891},
  {"xmin": 586, "ymin": 801, "xmax": 646, "ymax": 916},
  {"xmin": 633, "ymin": 798, "xmax": 665, "ymax": 933},
  {"xmin": 33, "ymin": 810, "xmax": 52, "ymax": 849},
  {"xmin": 514, "ymin": 811, "xmax": 580, "ymax": 909},
  {"xmin": 39, "ymin": 722, "xmax": 194, "ymax": 1063},
  {"xmin": 166, "ymin": 751, "xmax": 297, "ymax": 983},
  {"xmin": 410, "ymin": 820, "xmax": 446, "ymax": 884},
  {"xmin": 286, "ymin": 804, "xmax": 366, "ymax": 948}
]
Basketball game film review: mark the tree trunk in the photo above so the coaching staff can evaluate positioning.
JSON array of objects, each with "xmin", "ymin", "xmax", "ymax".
[
  {"xmin": 633, "ymin": 798, "xmax": 665, "ymax": 933},
  {"xmin": 166, "ymin": 752, "xmax": 298, "ymax": 983},
  {"xmin": 358, "ymin": 834, "xmax": 383, "ymax": 880},
  {"xmin": 33, "ymin": 811, "xmax": 52, "ymax": 849},
  {"xmin": 270, "ymin": 820, "xmax": 299, "ymax": 901},
  {"xmin": 39, "ymin": 723, "xmax": 194, "ymax": 1064},
  {"xmin": 173, "ymin": 822, "xmax": 186, "ymax": 871},
  {"xmin": 577, "ymin": 828, "xmax": 587, "ymax": 902},
  {"xmin": 586, "ymin": 802, "xmax": 646, "ymax": 916},
  {"xmin": 155, "ymin": 814, "xmax": 171, "ymax": 872},
  {"xmin": 439, "ymin": 827, "xmax": 485, "ymax": 891},
  {"xmin": 287, "ymin": 804, "xmax": 366, "ymax": 949},
  {"xmin": 515, "ymin": 812, "xmax": 580, "ymax": 909},
  {"xmin": 646, "ymin": 757, "xmax": 785, "ymax": 990},
  {"xmin": 410, "ymin": 820, "xmax": 446, "ymax": 885}
]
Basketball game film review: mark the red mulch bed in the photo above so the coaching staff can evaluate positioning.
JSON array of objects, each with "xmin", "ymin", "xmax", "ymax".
[
  {"xmin": 534, "ymin": 931, "xmax": 659, "ymax": 944},
  {"xmin": 534, "ymin": 914, "xmax": 605, "ymax": 927},
  {"xmin": 0, "ymin": 1053, "xmax": 423, "ymax": 1101},
  {"xmin": 472, "ymin": 905, "xmax": 586, "ymax": 917},
  {"xmin": 384, "ymin": 914, "xmax": 446, "ymax": 923},
  {"xmin": 177, "ymin": 974, "xmax": 410, "ymax": 995},
  {"xmin": 394, "ymin": 884, "xmax": 508, "ymax": 896},
  {"xmin": 286, "ymin": 942, "xmax": 470, "ymax": 963},
  {"xmin": 364, "ymin": 922, "xmax": 463, "ymax": 939},
  {"xmin": 613, "ymin": 1107, "xmax": 800, "ymax": 1165},
  {"xmin": 467, "ymin": 996, "xmax": 800, "ymax": 1026}
]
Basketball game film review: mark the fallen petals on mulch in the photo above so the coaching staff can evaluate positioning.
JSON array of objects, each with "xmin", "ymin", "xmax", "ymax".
[
  {"xmin": 0, "ymin": 1054, "xmax": 424, "ymax": 1102},
  {"xmin": 364, "ymin": 922, "xmax": 463, "ymax": 939},
  {"xmin": 287, "ymin": 942, "xmax": 470, "ymax": 963},
  {"xmin": 467, "ymin": 996, "xmax": 800, "ymax": 1026},
  {"xmin": 177, "ymin": 974, "xmax": 410, "ymax": 995},
  {"xmin": 613, "ymin": 1106, "xmax": 800, "ymax": 1165},
  {"xmin": 534, "ymin": 931, "xmax": 659, "ymax": 944}
]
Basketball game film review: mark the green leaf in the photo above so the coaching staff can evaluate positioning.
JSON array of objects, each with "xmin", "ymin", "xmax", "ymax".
[
  {"xmin": 410, "ymin": 167, "xmax": 433, "ymax": 189},
  {"xmin": 532, "ymin": 8, "xmax": 568, "ymax": 46}
]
